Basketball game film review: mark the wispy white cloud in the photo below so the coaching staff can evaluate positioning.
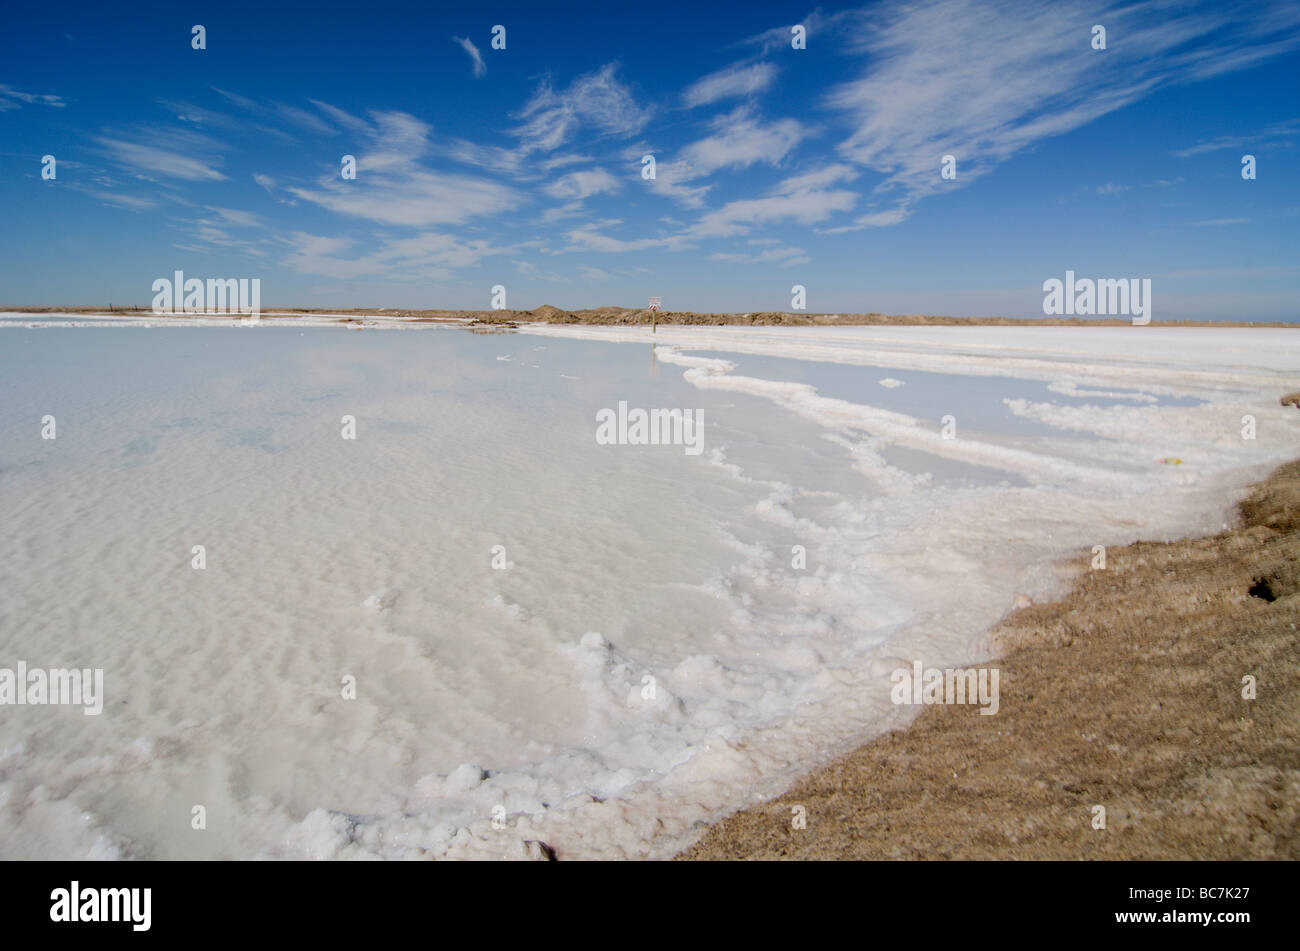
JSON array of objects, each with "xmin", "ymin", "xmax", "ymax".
[
  {"xmin": 96, "ymin": 128, "xmax": 227, "ymax": 181},
  {"xmin": 642, "ymin": 169, "xmax": 713, "ymax": 209},
  {"xmin": 686, "ymin": 164, "xmax": 856, "ymax": 238},
  {"xmin": 673, "ymin": 107, "xmax": 807, "ymax": 179},
  {"xmin": 513, "ymin": 260, "xmax": 568, "ymax": 281},
  {"xmin": 709, "ymin": 242, "xmax": 810, "ymax": 267},
  {"xmin": 564, "ymin": 227, "xmax": 666, "ymax": 254},
  {"xmin": 209, "ymin": 86, "xmax": 260, "ymax": 113},
  {"xmin": 1171, "ymin": 117, "xmax": 1300, "ymax": 157},
  {"xmin": 820, "ymin": 207, "xmax": 910, "ymax": 234},
  {"xmin": 282, "ymin": 230, "xmax": 503, "ymax": 280},
  {"xmin": 818, "ymin": 0, "xmax": 1300, "ymax": 226},
  {"xmin": 539, "ymin": 201, "xmax": 587, "ymax": 223},
  {"xmin": 543, "ymin": 168, "xmax": 621, "ymax": 200},
  {"xmin": 683, "ymin": 61, "xmax": 776, "ymax": 108},
  {"xmin": 70, "ymin": 187, "xmax": 158, "ymax": 211},
  {"xmin": 309, "ymin": 100, "xmax": 373, "ymax": 137},
  {"xmin": 644, "ymin": 106, "xmax": 809, "ymax": 208},
  {"xmin": 210, "ymin": 86, "xmax": 338, "ymax": 137},
  {"xmin": 563, "ymin": 219, "xmax": 692, "ymax": 254},
  {"xmin": 439, "ymin": 139, "xmax": 531, "ymax": 176},
  {"xmin": 453, "ymin": 36, "xmax": 487, "ymax": 78},
  {"xmin": 160, "ymin": 96, "xmax": 296, "ymax": 143},
  {"xmin": 741, "ymin": 9, "xmax": 869, "ymax": 54},
  {"xmin": 513, "ymin": 64, "xmax": 652, "ymax": 154},
  {"xmin": 291, "ymin": 169, "xmax": 517, "ymax": 228},
  {"xmin": 206, "ymin": 206, "xmax": 265, "ymax": 228},
  {"xmin": 287, "ymin": 111, "xmax": 520, "ymax": 227},
  {"xmin": 275, "ymin": 102, "xmax": 336, "ymax": 136},
  {"xmin": 0, "ymin": 83, "xmax": 65, "ymax": 111},
  {"xmin": 440, "ymin": 142, "xmax": 600, "ymax": 181},
  {"xmin": 346, "ymin": 111, "xmax": 432, "ymax": 172},
  {"xmin": 778, "ymin": 164, "xmax": 858, "ymax": 192}
]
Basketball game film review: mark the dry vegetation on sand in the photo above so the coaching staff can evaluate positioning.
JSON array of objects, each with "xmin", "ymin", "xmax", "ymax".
[{"xmin": 679, "ymin": 458, "xmax": 1300, "ymax": 860}]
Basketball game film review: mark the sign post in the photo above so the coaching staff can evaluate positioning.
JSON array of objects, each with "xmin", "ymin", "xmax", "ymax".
[{"xmin": 648, "ymin": 297, "xmax": 661, "ymax": 334}]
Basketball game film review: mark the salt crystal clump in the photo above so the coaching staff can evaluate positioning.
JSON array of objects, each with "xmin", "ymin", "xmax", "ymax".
[{"xmin": 444, "ymin": 763, "xmax": 488, "ymax": 793}]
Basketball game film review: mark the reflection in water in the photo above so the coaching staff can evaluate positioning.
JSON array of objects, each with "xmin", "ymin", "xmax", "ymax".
[{"xmin": 648, "ymin": 343, "xmax": 659, "ymax": 380}]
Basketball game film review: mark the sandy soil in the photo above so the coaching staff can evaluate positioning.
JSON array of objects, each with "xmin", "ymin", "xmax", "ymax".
[{"xmin": 679, "ymin": 458, "xmax": 1300, "ymax": 860}]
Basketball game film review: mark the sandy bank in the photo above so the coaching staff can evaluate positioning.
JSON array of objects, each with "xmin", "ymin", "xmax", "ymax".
[{"xmin": 679, "ymin": 458, "xmax": 1300, "ymax": 860}]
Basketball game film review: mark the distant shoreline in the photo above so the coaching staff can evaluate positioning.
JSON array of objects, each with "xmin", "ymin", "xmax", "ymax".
[{"xmin": 1, "ymin": 305, "xmax": 1296, "ymax": 329}]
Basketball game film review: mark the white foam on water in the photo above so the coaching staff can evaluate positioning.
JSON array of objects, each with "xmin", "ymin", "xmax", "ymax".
[{"xmin": 2, "ymin": 319, "xmax": 1298, "ymax": 860}]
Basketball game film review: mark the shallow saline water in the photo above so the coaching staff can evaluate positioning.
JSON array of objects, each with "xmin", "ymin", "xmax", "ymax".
[{"xmin": 2, "ymin": 317, "xmax": 1297, "ymax": 859}]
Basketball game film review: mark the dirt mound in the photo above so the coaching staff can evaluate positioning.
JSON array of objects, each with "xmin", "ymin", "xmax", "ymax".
[
  {"xmin": 579, "ymin": 306, "xmax": 634, "ymax": 320},
  {"xmin": 1240, "ymin": 458, "xmax": 1300, "ymax": 534}
]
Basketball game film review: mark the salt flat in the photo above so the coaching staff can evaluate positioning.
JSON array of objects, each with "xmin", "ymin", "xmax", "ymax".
[{"xmin": 1, "ymin": 318, "xmax": 1296, "ymax": 858}]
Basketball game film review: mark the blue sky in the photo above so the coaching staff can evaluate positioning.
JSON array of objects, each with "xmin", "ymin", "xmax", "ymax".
[{"xmin": 1, "ymin": 0, "xmax": 1297, "ymax": 319}]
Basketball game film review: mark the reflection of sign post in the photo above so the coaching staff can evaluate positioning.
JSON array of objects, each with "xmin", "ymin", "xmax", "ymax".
[{"xmin": 648, "ymin": 297, "xmax": 661, "ymax": 334}]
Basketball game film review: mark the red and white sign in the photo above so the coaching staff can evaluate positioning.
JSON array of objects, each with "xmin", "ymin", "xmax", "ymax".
[{"xmin": 648, "ymin": 297, "xmax": 661, "ymax": 311}]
